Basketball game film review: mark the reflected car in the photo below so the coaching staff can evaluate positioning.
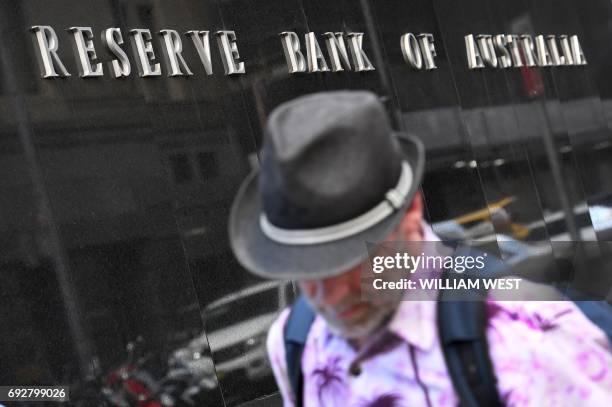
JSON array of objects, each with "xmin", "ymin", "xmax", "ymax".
[
  {"xmin": 204, "ymin": 282, "xmax": 292, "ymax": 381},
  {"xmin": 435, "ymin": 204, "xmax": 612, "ymax": 287},
  {"xmin": 166, "ymin": 334, "xmax": 219, "ymax": 392}
]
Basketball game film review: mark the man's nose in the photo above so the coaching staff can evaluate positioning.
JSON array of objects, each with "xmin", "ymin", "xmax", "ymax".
[{"xmin": 308, "ymin": 276, "xmax": 349, "ymax": 306}]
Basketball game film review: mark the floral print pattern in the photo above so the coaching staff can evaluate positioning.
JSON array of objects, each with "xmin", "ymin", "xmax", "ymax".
[
  {"xmin": 268, "ymin": 298, "xmax": 612, "ymax": 406},
  {"xmin": 311, "ymin": 356, "xmax": 345, "ymax": 405},
  {"xmin": 357, "ymin": 393, "xmax": 403, "ymax": 407}
]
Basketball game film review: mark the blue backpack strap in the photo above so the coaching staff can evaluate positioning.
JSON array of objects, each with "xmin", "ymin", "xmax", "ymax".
[
  {"xmin": 437, "ymin": 249, "xmax": 504, "ymax": 407},
  {"xmin": 283, "ymin": 296, "xmax": 315, "ymax": 407}
]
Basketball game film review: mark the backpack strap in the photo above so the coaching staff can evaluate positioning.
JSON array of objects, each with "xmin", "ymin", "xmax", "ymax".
[
  {"xmin": 283, "ymin": 295, "xmax": 315, "ymax": 407},
  {"xmin": 437, "ymin": 263, "xmax": 503, "ymax": 407}
]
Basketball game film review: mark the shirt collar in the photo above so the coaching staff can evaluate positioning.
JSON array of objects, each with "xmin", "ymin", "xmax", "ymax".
[
  {"xmin": 387, "ymin": 221, "xmax": 441, "ymax": 351},
  {"xmin": 387, "ymin": 297, "xmax": 437, "ymax": 351}
]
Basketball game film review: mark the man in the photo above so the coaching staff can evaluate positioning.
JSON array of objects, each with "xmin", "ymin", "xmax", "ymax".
[{"xmin": 229, "ymin": 91, "xmax": 612, "ymax": 406}]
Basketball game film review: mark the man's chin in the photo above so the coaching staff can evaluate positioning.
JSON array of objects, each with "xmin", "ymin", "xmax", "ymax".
[
  {"xmin": 302, "ymin": 295, "xmax": 401, "ymax": 340},
  {"xmin": 325, "ymin": 309, "xmax": 391, "ymax": 339}
]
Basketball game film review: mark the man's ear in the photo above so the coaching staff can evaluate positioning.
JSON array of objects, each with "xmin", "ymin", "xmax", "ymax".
[
  {"xmin": 397, "ymin": 190, "xmax": 424, "ymax": 240},
  {"xmin": 408, "ymin": 190, "xmax": 423, "ymax": 215}
]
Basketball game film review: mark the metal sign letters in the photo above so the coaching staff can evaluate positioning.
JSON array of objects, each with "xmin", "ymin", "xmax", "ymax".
[{"xmin": 29, "ymin": 25, "xmax": 588, "ymax": 80}]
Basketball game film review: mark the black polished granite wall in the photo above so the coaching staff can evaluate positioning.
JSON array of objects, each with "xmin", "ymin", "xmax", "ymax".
[{"xmin": 0, "ymin": 1, "xmax": 611, "ymax": 405}]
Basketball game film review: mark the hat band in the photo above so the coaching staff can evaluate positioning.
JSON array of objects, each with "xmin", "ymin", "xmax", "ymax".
[{"xmin": 260, "ymin": 162, "xmax": 413, "ymax": 245}]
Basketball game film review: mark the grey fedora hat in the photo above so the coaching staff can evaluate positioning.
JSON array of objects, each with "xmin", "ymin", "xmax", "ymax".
[{"xmin": 229, "ymin": 90, "xmax": 425, "ymax": 280}]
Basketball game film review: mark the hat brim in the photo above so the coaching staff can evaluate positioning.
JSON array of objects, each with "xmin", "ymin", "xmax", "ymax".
[{"xmin": 228, "ymin": 132, "xmax": 425, "ymax": 280}]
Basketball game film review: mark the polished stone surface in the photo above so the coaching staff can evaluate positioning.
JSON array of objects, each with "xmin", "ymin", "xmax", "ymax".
[{"xmin": 0, "ymin": 0, "xmax": 611, "ymax": 405}]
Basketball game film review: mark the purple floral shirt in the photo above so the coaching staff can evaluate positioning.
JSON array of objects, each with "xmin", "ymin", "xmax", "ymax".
[{"xmin": 267, "ymin": 294, "xmax": 612, "ymax": 406}]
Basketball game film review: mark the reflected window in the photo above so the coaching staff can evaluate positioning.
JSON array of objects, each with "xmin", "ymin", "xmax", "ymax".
[
  {"xmin": 169, "ymin": 153, "xmax": 193, "ymax": 183},
  {"xmin": 197, "ymin": 152, "xmax": 219, "ymax": 179}
]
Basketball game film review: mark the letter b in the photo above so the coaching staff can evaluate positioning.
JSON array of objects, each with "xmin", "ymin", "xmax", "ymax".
[{"xmin": 279, "ymin": 31, "xmax": 306, "ymax": 73}]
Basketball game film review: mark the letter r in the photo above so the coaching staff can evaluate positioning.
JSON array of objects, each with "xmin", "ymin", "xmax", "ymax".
[{"xmin": 30, "ymin": 25, "xmax": 71, "ymax": 78}]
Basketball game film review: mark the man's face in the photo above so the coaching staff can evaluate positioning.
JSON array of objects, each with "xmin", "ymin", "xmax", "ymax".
[{"xmin": 297, "ymin": 193, "xmax": 424, "ymax": 339}]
